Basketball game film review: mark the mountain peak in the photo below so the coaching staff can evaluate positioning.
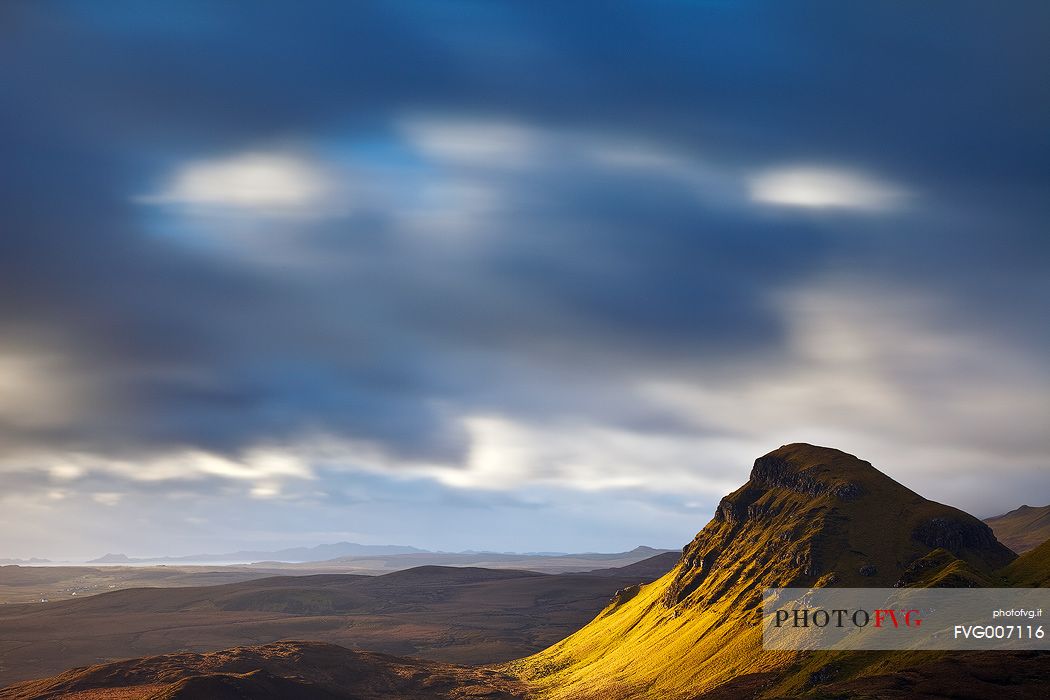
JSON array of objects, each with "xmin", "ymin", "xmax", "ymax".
[
  {"xmin": 87, "ymin": 553, "xmax": 132, "ymax": 564},
  {"xmin": 664, "ymin": 444, "xmax": 1014, "ymax": 607},
  {"xmin": 746, "ymin": 443, "xmax": 879, "ymax": 501}
]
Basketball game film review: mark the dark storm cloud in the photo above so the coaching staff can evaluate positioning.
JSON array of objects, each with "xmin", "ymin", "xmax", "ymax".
[{"xmin": 0, "ymin": 0, "xmax": 1047, "ymax": 473}]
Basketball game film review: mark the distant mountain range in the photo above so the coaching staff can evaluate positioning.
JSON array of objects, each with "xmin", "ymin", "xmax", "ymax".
[
  {"xmin": 85, "ymin": 543, "xmax": 674, "ymax": 572},
  {"xmin": 285, "ymin": 545, "xmax": 674, "ymax": 573},
  {"xmin": 86, "ymin": 541, "xmax": 427, "ymax": 564},
  {"xmin": 0, "ymin": 558, "xmax": 51, "ymax": 566},
  {"xmin": 984, "ymin": 503, "xmax": 1050, "ymax": 553}
]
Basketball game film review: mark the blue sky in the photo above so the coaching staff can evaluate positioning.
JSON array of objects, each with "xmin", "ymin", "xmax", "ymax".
[{"xmin": 1, "ymin": 1, "xmax": 1048, "ymax": 558}]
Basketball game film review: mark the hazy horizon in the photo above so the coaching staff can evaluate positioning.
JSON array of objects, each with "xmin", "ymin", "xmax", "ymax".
[
  {"xmin": 2, "ymin": 2, "xmax": 1048, "ymax": 560},
  {"xmin": 8, "ymin": 542, "xmax": 675, "ymax": 564},
  {"xmin": 3, "ymin": 447, "xmax": 1043, "ymax": 561}
]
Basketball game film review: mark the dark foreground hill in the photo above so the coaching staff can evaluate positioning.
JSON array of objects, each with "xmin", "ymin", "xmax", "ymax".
[
  {"xmin": 0, "ymin": 640, "xmax": 526, "ymax": 700},
  {"xmin": 582, "ymin": 551, "xmax": 680, "ymax": 580},
  {"xmin": 985, "ymin": 504, "xmax": 1050, "ymax": 554},
  {"xmin": 699, "ymin": 651, "xmax": 1050, "ymax": 700},
  {"xmin": 0, "ymin": 557, "xmax": 674, "ymax": 687}
]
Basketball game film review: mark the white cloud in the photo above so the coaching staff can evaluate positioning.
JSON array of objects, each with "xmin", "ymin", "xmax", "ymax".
[
  {"xmin": 49, "ymin": 463, "xmax": 85, "ymax": 481},
  {"xmin": 135, "ymin": 150, "xmax": 372, "ymax": 266},
  {"xmin": 249, "ymin": 482, "xmax": 282, "ymax": 499},
  {"xmin": 143, "ymin": 152, "xmax": 337, "ymax": 214},
  {"xmin": 415, "ymin": 415, "xmax": 749, "ymax": 496},
  {"xmin": 2, "ymin": 446, "xmax": 317, "ymax": 501},
  {"xmin": 748, "ymin": 166, "xmax": 907, "ymax": 211}
]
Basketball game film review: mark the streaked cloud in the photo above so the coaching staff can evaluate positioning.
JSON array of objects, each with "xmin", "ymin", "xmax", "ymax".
[
  {"xmin": 748, "ymin": 166, "xmax": 907, "ymax": 211},
  {"xmin": 421, "ymin": 415, "xmax": 747, "ymax": 495}
]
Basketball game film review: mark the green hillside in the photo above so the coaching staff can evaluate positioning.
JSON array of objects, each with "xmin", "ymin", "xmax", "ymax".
[{"xmin": 1001, "ymin": 537, "xmax": 1050, "ymax": 587}]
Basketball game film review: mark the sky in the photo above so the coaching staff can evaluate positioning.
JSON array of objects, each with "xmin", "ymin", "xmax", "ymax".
[{"xmin": 1, "ymin": 1, "xmax": 1048, "ymax": 559}]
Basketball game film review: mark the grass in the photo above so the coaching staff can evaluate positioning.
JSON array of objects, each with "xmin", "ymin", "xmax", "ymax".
[{"xmin": 1001, "ymin": 537, "xmax": 1050, "ymax": 587}]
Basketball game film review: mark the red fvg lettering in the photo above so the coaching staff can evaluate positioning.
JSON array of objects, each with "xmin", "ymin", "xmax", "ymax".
[{"xmin": 873, "ymin": 609, "xmax": 922, "ymax": 628}]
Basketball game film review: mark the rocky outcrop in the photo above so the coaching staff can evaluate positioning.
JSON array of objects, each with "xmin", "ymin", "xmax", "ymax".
[
  {"xmin": 609, "ymin": 584, "xmax": 640, "ymax": 608},
  {"xmin": 913, "ymin": 516, "xmax": 1014, "ymax": 569},
  {"xmin": 750, "ymin": 454, "xmax": 865, "ymax": 501}
]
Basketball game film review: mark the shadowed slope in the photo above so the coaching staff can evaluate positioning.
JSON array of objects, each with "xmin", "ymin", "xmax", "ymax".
[
  {"xmin": 0, "ymin": 641, "xmax": 526, "ymax": 700},
  {"xmin": 0, "ymin": 562, "xmax": 672, "ymax": 687},
  {"xmin": 582, "ymin": 552, "xmax": 680, "ymax": 580},
  {"xmin": 509, "ymin": 444, "xmax": 1019, "ymax": 699},
  {"xmin": 699, "ymin": 651, "xmax": 1050, "ymax": 700}
]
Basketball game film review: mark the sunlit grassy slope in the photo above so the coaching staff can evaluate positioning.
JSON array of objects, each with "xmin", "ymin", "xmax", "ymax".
[
  {"xmin": 1002, "ymin": 536, "xmax": 1050, "ymax": 587},
  {"xmin": 505, "ymin": 567, "xmax": 790, "ymax": 698},
  {"xmin": 507, "ymin": 443, "xmax": 1019, "ymax": 699}
]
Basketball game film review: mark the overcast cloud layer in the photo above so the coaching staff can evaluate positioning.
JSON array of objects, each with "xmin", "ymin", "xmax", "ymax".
[{"xmin": 1, "ymin": 1, "xmax": 1048, "ymax": 559}]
